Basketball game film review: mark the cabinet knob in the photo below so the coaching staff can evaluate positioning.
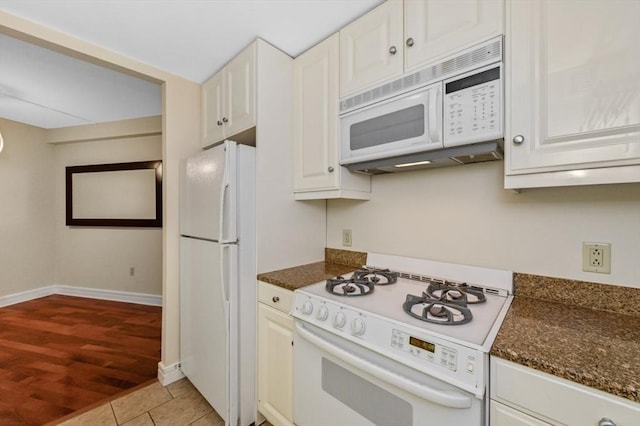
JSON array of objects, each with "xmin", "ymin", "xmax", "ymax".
[
  {"xmin": 389, "ymin": 46, "xmax": 397, "ymax": 55},
  {"xmin": 222, "ymin": 117, "xmax": 229, "ymax": 123},
  {"xmin": 513, "ymin": 135, "xmax": 525, "ymax": 145},
  {"xmin": 272, "ymin": 296, "xmax": 280, "ymax": 303},
  {"xmin": 328, "ymin": 166, "xmax": 335, "ymax": 173},
  {"xmin": 406, "ymin": 37, "xmax": 414, "ymax": 47},
  {"xmin": 599, "ymin": 418, "xmax": 617, "ymax": 426},
  {"xmin": 217, "ymin": 120, "xmax": 223, "ymax": 126}
]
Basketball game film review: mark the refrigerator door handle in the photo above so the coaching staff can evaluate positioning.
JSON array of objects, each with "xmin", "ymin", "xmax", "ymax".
[
  {"xmin": 219, "ymin": 148, "xmax": 229, "ymax": 244},
  {"xmin": 220, "ymin": 244, "xmax": 230, "ymax": 328},
  {"xmin": 219, "ymin": 179, "xmax": 231, "ymax": 244},
  {"xmin": 219, "ymin": 141, "xmax": 237, "ymax": 244}
]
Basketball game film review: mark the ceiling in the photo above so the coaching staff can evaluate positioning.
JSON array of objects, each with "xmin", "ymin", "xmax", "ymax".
[{"xmin": 0, "ymin": 0, "xmax": 383, "ymax": 129}]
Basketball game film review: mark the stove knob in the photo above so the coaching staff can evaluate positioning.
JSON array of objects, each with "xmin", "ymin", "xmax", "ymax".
[
  {"xmin": 351, "ymin": 318, "xmax": 366, "ymax": 336},
  {"xmin": 316, "ymin": 305, "xmax": 329, "ymax": 321},
  {"xmin": 301, "ymin": 300, "xmax": 314, "ymax": 315},
  {"xmin": 333, "ymin": 312, "xmax": 346, "ymax": 329}
]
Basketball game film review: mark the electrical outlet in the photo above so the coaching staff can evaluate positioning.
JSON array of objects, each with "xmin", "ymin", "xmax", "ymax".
[
  {"xmin": 342, "ymin": 229, "xmax": 352, "ymax": 247},
  {"xmin": 582, "ymin": 243, "xmax": 611, "ymax": 274},
  {"xmin": 129, "ymin": 266, "xmax": 135, "ymax": 276}
]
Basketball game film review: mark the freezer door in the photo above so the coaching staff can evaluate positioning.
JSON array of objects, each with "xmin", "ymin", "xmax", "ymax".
[
  {"xmin": 180, "ymin": 141, "xmax": 237, "ymax": 242},
  {"xmin": 180, "ymin": 236, "xmax": 230, "ymax": 422}
]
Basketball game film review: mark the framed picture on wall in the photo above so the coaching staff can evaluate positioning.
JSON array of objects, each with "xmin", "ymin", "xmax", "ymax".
[{"xmin": 65, "ymin": 160, "xmax": 162, "ymax": 227}]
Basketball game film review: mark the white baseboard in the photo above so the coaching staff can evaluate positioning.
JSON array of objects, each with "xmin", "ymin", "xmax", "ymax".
[
  {"xmin": 0, "ymin": 285, "xmax": 162, "ymax": 308},
  {"xmin": 0, "ymin": 286, "xmax": 57, "ymax": 308},
  {"xmin": 157, "ymin": 361, "xmax": 184, "ymax": 386},
  {"xmin": 55, "ymin": 285, "xmax": 162, "ymax": 306}
]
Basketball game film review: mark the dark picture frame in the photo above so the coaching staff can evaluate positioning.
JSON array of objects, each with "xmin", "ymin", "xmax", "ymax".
[{"xmin": 65, "ymin": 160, "xmax": 163, "ymax": 227}]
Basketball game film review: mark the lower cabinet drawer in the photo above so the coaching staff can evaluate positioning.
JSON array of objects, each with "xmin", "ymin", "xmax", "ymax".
[
  {"xmin": 490, "ymin": 400, "xmax": 551, "ymax": 426},
  {"xmin": 491, "ymin": 358, "xmax": 640, "ymax": 426},
  {"xmin": 258, "ymin": 281, "xmax": 293, "ymax": 313}
]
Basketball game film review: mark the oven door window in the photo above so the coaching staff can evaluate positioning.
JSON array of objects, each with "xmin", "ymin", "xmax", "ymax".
[{"xmin": 322, "ymin": 357, "xmax": 413, "ymax": 425}]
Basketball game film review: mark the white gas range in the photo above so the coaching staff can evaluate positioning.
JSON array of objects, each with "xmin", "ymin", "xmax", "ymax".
[{"xmin": 291, "ymin": 252, "xmax": 513, "ymax": 426}]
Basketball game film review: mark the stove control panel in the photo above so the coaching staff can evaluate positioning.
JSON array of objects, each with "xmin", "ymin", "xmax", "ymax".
[{"xmin": 391, "ymin": 329, "xmax": 457, "ymax": 371}]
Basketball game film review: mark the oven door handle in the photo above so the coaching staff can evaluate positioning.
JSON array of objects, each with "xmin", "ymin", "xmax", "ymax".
[{"xmin": 294, "ymin": 322, "xmax": 473, "ymax": 409}]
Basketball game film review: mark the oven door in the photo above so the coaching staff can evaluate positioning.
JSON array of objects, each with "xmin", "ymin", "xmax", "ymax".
[
  {"xmin": 340, "ymin": 83, "xmax": 443, "ymax": 166},
  {"xmin": 293, "ymin": 321, "xmax": 483, "ymax": 426}
]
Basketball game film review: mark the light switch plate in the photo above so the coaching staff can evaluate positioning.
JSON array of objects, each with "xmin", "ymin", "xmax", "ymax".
[{"xmin": 342, "ymin": 229, "xmax": 352, "ymax": 247}]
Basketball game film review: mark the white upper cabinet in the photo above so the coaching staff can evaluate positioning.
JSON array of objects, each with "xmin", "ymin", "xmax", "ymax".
[
  {"xmin": 505, "ymin": 0, "xmax": 640, "ymax": 189},
  {"xmin": 404, "ymin": 0, "xmax": 503, "ymax": 71},
  {"xmin": 339, "ymin": 0, "xmax": 504, "ymax": 97},
  {"xmin": 294, "ymin": 34, "xmax": 371, "ymax": 200},
  {"xmin": 339, "ymin": 0, "xmax": 404, "ymax": 97},
  {"xmin": 202, "ymin": 43, "xmax": 256, "ymax": 148},
  {"xmin": 202, "ymin": 71, "xmax": 224, "ymax": 145},
  {"xmin": 225, "ymin": 44, "xmax": 256, "ymax": 138}
]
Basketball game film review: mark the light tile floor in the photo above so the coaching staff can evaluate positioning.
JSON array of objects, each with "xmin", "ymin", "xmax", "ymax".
[{"xmin": 56, "ymin": 378, "xmax": 224, "ymax": 426}]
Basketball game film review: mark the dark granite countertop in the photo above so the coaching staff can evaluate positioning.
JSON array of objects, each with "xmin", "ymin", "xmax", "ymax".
[
  {"xmin": 257, "ymin": 248, "xmax": 366, "ymax": 291},
  {"xmin": 491, "ymin": 273, "xmax": 640, "ymax": 403}
]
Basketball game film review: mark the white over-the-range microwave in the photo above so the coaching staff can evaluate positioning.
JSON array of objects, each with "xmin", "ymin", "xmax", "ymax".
[{"xmin": 340, "ymin": 37, "xmax": 504, "ymax": 174}]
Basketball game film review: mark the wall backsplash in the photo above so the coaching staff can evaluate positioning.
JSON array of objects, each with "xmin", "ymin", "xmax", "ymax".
[
  {"xmin": 327, "ymin": 161, "xmax": 640, "ymax": 288},
  {"xmin": 514, "ymin": 273, "xmax": 640, "ymax": 316}
]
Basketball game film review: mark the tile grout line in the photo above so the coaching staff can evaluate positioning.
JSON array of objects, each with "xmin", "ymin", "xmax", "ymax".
[
  {"xmin": 108, "ymin": 402, "xmax": 118, "ymax": 425},
  {"xmin": 146, "ymin": 387, "xmax": 177, "ymax": 425},
  {"xmin": 113, "ymin": 383, "xmax": 174, "ymax": 425}
]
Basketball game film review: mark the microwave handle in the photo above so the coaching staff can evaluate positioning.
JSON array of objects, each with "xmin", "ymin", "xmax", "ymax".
[{"xmin": 428, "ymin": 85, "xmax": 441, "ymax": 143}]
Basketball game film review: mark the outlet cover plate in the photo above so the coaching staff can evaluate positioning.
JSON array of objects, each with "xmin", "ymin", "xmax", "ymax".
[
  {"xmin": 342, "ymin": 229, "xmax": 352, "ymax": 247},
  {"xmin": 582, "ymin": 242, "xmax": 611, "ymax": 274}
]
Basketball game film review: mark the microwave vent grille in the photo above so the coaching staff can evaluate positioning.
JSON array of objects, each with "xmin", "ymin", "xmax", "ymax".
[{"xmin": 340, "ymin": 37, "xmax": 502, "ymax": 114}]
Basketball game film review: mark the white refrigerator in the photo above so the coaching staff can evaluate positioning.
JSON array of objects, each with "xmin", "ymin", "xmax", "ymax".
[{"xmin": 179, "ymin": 140, "xmax": 256, "ymax": 426}]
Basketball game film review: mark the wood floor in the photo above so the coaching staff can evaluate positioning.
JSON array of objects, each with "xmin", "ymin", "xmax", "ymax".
[{"xmin": 0, "ymin": 295, "xmax": 162, "ymax": 425}]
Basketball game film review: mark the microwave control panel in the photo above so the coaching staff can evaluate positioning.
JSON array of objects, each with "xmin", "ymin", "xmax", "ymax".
[{"xmin": 444, "ymin": 64, "xmax": 502, "ymax": 147}]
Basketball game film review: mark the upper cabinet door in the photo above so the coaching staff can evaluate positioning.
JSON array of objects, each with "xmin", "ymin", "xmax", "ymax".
[
  {"xmin": 506, "ymin": 0, "xmax": 640, "ymax": 176},
  {"xmin": 202, "ymin": 72, "xmax": 224, "ymax": 147},
  {"xmin": 404, "ymin": 0, "xmax": 504, "ymax": 71},
  {"xmin": 340, "ymin": 0, "xmax": 404, "ymax": 97},
  {"xmin": 293, "ymin": 34, "xmax": 340, "ymax": 192},
  {"xmin": 225, "ymin": 43, "xmax": 256, "ymax": 137},
  {"xmin": 201, "ymin": 42, "xmax": 256, "ymax": 148}
]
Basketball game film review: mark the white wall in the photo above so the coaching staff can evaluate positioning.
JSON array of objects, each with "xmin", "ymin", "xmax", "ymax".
[
  {"xmin": 255, "ymin": 39, "xmax": 326, "ymax": 274},
  {"xmin": 327, "ymin": 161, "xmax": 640, "ymax": 288},
  {"xmin": 53, "ymin": 131, "xmax": 163, "ymax": 295},
  {"xmin": 2, "ymin": 11, "xmax": 202, "ymax": 370},
  {"xmin": 0, "ymin": 118, "xmax": 55, "ymax": 297}
]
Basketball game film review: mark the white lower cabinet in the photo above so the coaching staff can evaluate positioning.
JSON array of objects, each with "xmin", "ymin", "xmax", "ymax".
[
  {"xmin": 257, "ymin": 282, "xmax": 294, "ymax": 426},
  {"xmin": 490, "ymin": 358, "xmax": 640, "ymax": 426}
]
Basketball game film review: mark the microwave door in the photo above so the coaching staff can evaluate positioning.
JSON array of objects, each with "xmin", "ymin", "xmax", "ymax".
[{"xmin": 340, "ymin": 83, "xmax": 444, "ymax": 166}]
